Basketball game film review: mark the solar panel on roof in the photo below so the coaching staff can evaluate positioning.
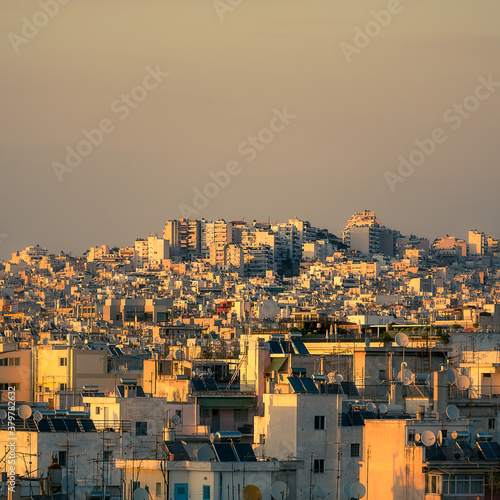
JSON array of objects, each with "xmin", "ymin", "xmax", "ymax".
[
  {"xmin": 280, "ymin": 341, "xmax": 294, "ymax": 354},
  {"xmin": 268, "ymin": 341, "xmax": 283, "ymax": 354},
  {"xmin": 136, "ymin": 386, "xmax": 146, "ymax": 397},
  {"xmin": 349, "ymin": 412, "xmax": 364, "ymax": 426},
  {"xmin": 340, "ymin": 413, "xmax": 352, "ymax": 426},
  {"xmin": 64, "ymin": 419, "xmax": 80, "ymax": 432},
  {"xmin": 191, "ymin": 378, "xmax": 207, "ymax": 392},
  {"xmin": 214, "ymin": 443, "xmax": 237, "ymax": 462},
  {"xmin": 80, "ymin": 419, "xmax": 96, "ymax": 432},
  {"xmin": 457, "ymin": 441, "xmax": 477, "ymax": 460},
  {"xmin": 292, "ymin": 339, "xmax": 309, "ymax": 355},
  {"xmin": 234, "ymin": 443, "xmax": 257, "ymax": 462},
  {"xmin": 341, "ymin": 381, "xmax": 359, "ymax": 396},
  {"xmin": 301, "ymin": 377, "xmax": 319, "ymax": 394},
  {"xmin": 204, "ymin": 378, "xmax": 218, "ymax": 391},
  {"xmin": 288, "ymin": 377, "xmax": 306, "ymax": 393},
  {"xmin": 425, "ymin": 443, "xmax": 446, "ymax": 461},
  {"xmin": 478, "ymin": 441, "xmax": 500, "ymax": 461},
  {"xmin": 50, "ymin": 419, "xmax": 67, "ymax": 432}
]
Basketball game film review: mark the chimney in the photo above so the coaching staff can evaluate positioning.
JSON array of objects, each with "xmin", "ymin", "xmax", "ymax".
[
  {"xmin": 433, "ymin": 369, "xmax": 448, "ymax": 420},
  {"xmin": 389, "ymin": 381, "xmax": 404, "ymax": 406}
]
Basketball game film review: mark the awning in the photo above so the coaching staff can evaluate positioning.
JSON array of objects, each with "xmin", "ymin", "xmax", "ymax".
[
  {"xmin": 200, "ymin": 397, "xmax": 255, "ymax": 409},
  {"xmin": 265, "ymin": 357, "xmax": 286, "ymax": 373}
]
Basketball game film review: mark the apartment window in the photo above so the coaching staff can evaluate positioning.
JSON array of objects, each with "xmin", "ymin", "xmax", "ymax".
[
  {"xmin": 156, "ymin": 483, "xmax": 162, "ymax": 497},
  {"xmin": 201, "ymin": 408, "xmax": 210, "ymax": 421},
  {"xmin": 351, "ymin": 443, "xmax": 360, "ymax": 457},
  {"xmin": 95, "ymin": 407, "xmax": 101, "ymax": 415},
  {"xmin": 136, "ymin": 421, "xmax": 147, "ymax": 436},
  {"xmin": 442, "ymin": 474, "xmax": 484, "ymax": 495},
  {"xmin": 313, "ymin": 459, "xmax": 325, "ymax": 474},
  {"xmin": 426, "ymin": 474, "xmax": 441, "ymax": 494},
  {"xmin": 59, "ymin": 383, "xmax": 67, "ymax": 391},
  {"xmin": 59, "ymin": 451, "xmax": 67, "ymax": 467},
  {"xmin": 314, "ymin": 415, "xmax": 325, "ymax": 430},
  {"xmin": 234, "ymin": 409, "xmax": 248, "ymax": 422},
  {"xmin": 408, "ymin": 430, "xmax": 415, "ymax": 444},
  {"xmin": 59, "ymin": 357, "xmax": 67, "ymax": 367},
  {"xmin": 378, "ymin": 369, "xmax": 386, "ymax": 381},
  {"xmin": 8, "ymin": 358, "xmax": 20, "ymax": 366},
  {"xmin": 0, "ymin": 359, "xmax": 7, "ymax": 366},
  {"xmin": 103, "ymin": 450, "xmax": 113, "ymax": 461},
  {"xmin": 203, "ymin": 485, "xmax": 210, "ymax": 500},
  {"xmin": 489, "ymin": 418, "xmax": 496, "ymax": 430}
]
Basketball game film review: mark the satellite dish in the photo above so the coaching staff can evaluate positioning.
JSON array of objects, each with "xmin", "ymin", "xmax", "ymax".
[
  {"xmin": 327, "ymin": 372, "xmax": 335, "ymax": 384},
  {"xmin": 315, "ymin": 485, "xmax": 326, "ymax": 499},
  {"xmin": 421, "ymin": 430, "xmax": 436, "ymax": 447},
  {"xmin": 415, "ymin": 433, "xmax": 421, "ymax": 443},
  {"xmin": 343, "ymin": 484, "xmax": 353, "ymax": 498},
  {"xmin": 446, "ymin": 404, "xmax": 460, "ymax": 420},
  {"xmin": 62, "ymin": 475, "xmax": 76, "ymax": 494},
  {"xmin": 43, "ymin": 338, "xmax": 48, "ymax": 345},
  {"xmin": 366, "ymin": 402, "xmax": 377, "ymax": 413},
  {"xmin": 209, "ymin": 433, "xmax": 216, "ymax": 444},
  {"xmin": 197, "ymin": 445, "xmax": 216, "ymax": 462},
  {"xmin": 271, "ymin": 481, "xmax": 289, "ymax": 499},
  {"xmin": 456, "ymin": 375, "xmax": 470, "ymax": 391},
  {"xmin": 154, "ymin": 336, "xmax": 161, "ymax": 343},
  {"xmin": 171, "ymin": 414, "xmax": 181, "ymax": 425},
  {"xmin": 243, "ymin": 485, "xmax": 263, "ymax": 500},
  {"xmin": 0, "ymin": 409, "xmax": 6, "ymax": 419},
  {"xmin": 350, "ymin": 483, "xmax": 366, "ymax": 499},
  {"xmin": 335, "ymin": 373, "xmax": 344, "ymax": 383},
  {"xmin": 365, "ymin": 338, "xmax": 370, "ymax": 348},
  {"xmin": 446, "ymin": 368, "xmax": 457, "ymax": 385},
  {"xmin": 33, "ymin": 411, "xmax": 43, "ymax": 422},
  {"xmin": 395, "ymin": 332, "xmax": 409, "ymax": 347},
  {"xmin": 379, "ymin": 404, "xmax": 388, "ymax": 415},
  {"xmin": 437, "ymin": 430, "xmax": 444, "ymax": 446},
  {"xmin": 18, "ymin": 405, "xmax": 32, "ymax": 420},
  {"xmin": 133, "ymin": 488, "xmax": 149, "ymax": 500}
]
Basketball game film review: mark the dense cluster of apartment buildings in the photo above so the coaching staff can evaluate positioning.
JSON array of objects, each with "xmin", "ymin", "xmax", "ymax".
[{"xmin": 1, "ymin": 212, "xmax": 500, "ymax": 500}]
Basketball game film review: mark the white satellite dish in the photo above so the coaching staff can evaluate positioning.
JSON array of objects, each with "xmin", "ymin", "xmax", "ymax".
[
  {"xmin": 350, "ymin": 483, "xmax": 366, "ymax": 499},
  {"xmin": 327, "ymin": 372, "xmax": 336, "ymax": 384},
  {"xmin": 379, "ymin": 404, "xmax": 388, "ymax": 415},
  {"xmin": 366, "ymin": 402, "xmax": 377, "ymax": 413},
  {"xmin": 133, "ymin": 488, "xmax": 149, "ymax": 500},
  {"xmin": 171, "ymin": 414, "xmax": 181, "ymax": 425},
  {"xmin": 271, "ymin": 481, "xmax": 289, "ymax": 500},
  {"xmin": 335, "ymin": 373, "xmax": 344, "ymax": 383},
  {"xmin": 446, "ymin": 368, "xmax": 457, "ymax": 385},
  {"xmin": 446, "ymin": 404, "xmax": 460, "ymax": 420},
  {"xmin": 18, "ymin": 405, "xmax": 32, "ymax": 420},
  {"xmin": 62, "ymin": 475, "xmax": 76, "ymax": 494},
  {"xmin": 197, "ymin": 445, "xmax": 216, "ymax": 462},
  {"xmin": 437, "ymin": 430, "xmax": 445, "ymax": 446},
  {"xmin": 0, "ymin": 409, "xmax": 6, "ymax": 419},
  {"xmin": 395, "ymin": 332, "xmax": 409, "ymax": 347},
  {"xmin": 421, "ymin": 430, "xmax": 436, "ymax": 447},
  {"xmin": 415, "ymin": 433, "xmax": 422, "ymax": 443},
  {"xmin": 209, "ymin": 433, "xmax": 216, "ymax": 444},
  {"xmin": 456, "ymin": 375, "xmax": 470, "ymax": 391},
  {"xmin": 365, "ymin": 338, "xmax": 370, "ymax": 348},
  {"xmin": 33, "ymin": 411, "xmax": 43, "ymax": 422}
]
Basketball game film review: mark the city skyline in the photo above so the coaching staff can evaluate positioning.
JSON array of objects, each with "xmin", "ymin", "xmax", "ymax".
[{"xmin": 1, "ymin": 0, "xmax": 499, "ymax": 259}]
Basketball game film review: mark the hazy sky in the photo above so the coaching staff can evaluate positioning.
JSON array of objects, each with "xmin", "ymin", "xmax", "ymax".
[{"xmin": 1, "ymin": 0, "xmax": 499, "ymax": 258}]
